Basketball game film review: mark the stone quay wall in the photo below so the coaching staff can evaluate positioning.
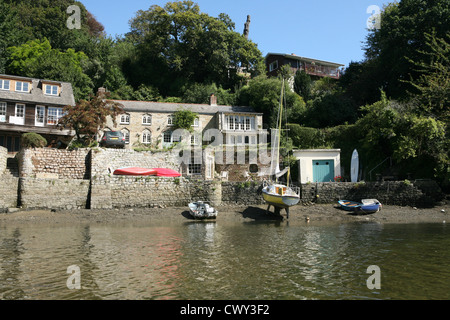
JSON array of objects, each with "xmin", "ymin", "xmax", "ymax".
[
  {"xmin": 0, "ymin": 175, "xmax": 19, "ymax": 212},
  {"xmin": 0, "ymin": 147, "xmax": 445, "ymax": 211},
  {"xmin": 91, "ymin": 177, "xmax": 223, "ymax": 209},
  {"xmin": 0, "ymin": 146, "xmax": 18, "ymax": 212},
  {"xmin": 0, "ymin": 146, "xmax": 7, "ymax": 174}
]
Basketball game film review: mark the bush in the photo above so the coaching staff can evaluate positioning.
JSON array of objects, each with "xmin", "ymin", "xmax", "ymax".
[{"xmin": 21, "ymin": 133, "xmax": 47, "ymax": 148}]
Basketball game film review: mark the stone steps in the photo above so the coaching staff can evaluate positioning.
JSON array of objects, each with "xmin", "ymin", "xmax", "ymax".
[{"xmin": 5, "ymin": 157, "xmax": 19, "ymax": 177}]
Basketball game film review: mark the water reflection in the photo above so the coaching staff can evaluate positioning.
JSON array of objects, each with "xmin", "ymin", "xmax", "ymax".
[
  {"xmin": 0, "ymin": 220, "xmax": 449, "ymax": 300},
  {"xmin": 0, "ymin": 228, "xmax": 25, "ymax": 299}
]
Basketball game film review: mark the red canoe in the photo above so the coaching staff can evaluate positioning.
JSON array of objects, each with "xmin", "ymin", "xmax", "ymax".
[
  {"xmin": 152, "ymin": 168, "xmax": 182, "ymax": 177},
  {"xmin": 113, "ymin": 167, "xmax": 157, "ymax": 176}
]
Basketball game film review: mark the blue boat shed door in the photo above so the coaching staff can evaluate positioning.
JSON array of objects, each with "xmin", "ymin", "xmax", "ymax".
[{"xmin": 312, "ymin": 160, "xmax": 334, "ymax": 182}]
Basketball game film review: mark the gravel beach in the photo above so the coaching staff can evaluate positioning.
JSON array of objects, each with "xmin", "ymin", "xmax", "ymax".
[{"xmin": 1, "ymin": 202, "xmax": 448, "ymax": 225}]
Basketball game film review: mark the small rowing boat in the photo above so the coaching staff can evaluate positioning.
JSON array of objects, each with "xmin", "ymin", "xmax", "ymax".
[
  {"xmin": 338, "ymin": 199, "xmax": 382, "ymax": 214},
  {"xmin": 188, "ymin": 201, "xmax": 218, "ymax": 219}
]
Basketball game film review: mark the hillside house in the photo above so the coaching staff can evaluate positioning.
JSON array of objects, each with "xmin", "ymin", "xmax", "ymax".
[
  {"xmin": 266, "ymin": 53, "xmax": 344, "ymax": 80},
  {"xmin": 0, "ymin": 74, "xmax": 75, "ymax": 153}
]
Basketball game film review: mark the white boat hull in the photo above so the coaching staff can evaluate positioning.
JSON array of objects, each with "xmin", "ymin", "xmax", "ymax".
[{"xmin": 188, "ymin": 202, "xmax": 218, "ymax": 219}]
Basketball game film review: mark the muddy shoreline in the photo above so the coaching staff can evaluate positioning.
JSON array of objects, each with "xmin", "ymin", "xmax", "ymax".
[{"xmin": 0, "ymin": 202, "xmax": 448, "ymax": 225}]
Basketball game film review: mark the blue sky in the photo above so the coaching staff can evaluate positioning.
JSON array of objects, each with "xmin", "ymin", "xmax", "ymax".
[{"xmin": 80, "ymin": 0, "xmax": 391, "ymax": 67}]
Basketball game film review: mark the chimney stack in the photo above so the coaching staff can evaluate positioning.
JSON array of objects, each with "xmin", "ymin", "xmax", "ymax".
[
  {"xmin": 97, "ymin": 87, "xmax": 107, "ymax": 97},
  {"xmin": 210, "ymin": 94, "xmax": 217, "ymax": 106}
]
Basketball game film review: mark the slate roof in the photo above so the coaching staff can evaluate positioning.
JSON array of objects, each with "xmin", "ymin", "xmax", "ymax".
[
  {"xmin": 111, "ymin": 99, "xmax": 262, "ymax": 115},
  {"xmin": 0, "ymin": 74, "xmax": 75, "ymax": 106}
]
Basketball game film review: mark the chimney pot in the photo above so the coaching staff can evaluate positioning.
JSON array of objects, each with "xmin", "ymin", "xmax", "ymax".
[{"xmin": 210, "ymin": 94, "xmax": 217, "ymax": 106}]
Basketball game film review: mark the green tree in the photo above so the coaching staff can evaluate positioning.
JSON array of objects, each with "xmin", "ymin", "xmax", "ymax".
[
  {"xmin": 6, "ymin": 39, "xmax": 93, "ymax": 100},
  {"xmin": 0, "ymin": 2, "xmax": 25, "ymax": 73},
  {"xmin": 363, "ymin": 0, "xmax": 450, "ymax": 100},
  {"xmin": 58, "ymin": 92, "xmax": 124, "ymax": 144},
  {"xmin": 3, "ymin": 0, "xmax": 104, "ymax": 51},
  {"xmin": 406, "ymin": 32, "xmax": 450, "ymax": 122},
  {"xmin": 237, "ymin": 76, "xmax": 306, "ymax": 128},
  {"xmin": 172, "ymin": 108, "xmax": 198, "ymax": 133},
  {"xmin": 293, "ymin": 70, "xmax": 312, "ymax": 101},
  {"xmin": 126, "ymin": 0, "xmax": 264, "ymax": 96}
]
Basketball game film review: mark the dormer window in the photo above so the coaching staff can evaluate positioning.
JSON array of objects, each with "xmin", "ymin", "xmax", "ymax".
[
  {"xmin": 45, "ymin": 84, "xmax": 59, "ymax": 96},
  {"xmin": 0, "ymin": 79, "xmax": 10, "ymax": 90},
  {"xmin": 15, "ymin": 81, "xmax": 29, "ymax": 93}
]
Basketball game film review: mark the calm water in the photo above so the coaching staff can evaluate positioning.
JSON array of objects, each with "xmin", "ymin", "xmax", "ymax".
[{"xmin": 0, "ymin": 218, "xmax": 449, "ymax": 300}]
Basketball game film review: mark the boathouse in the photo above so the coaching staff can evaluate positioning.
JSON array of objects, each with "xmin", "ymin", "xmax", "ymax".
[{"xmin": 293, "ymin": 149, "xmax": 341, "ymax": 183}]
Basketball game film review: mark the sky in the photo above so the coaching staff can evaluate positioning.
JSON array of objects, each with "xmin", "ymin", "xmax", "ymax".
[{"xmin": 80, "ymin": 0, "xmax": 392, "ymax": 67}]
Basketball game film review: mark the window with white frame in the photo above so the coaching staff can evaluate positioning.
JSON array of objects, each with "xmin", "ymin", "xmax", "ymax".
[
  {"xmin": 35, "ymin": 106, "xmax": 45, "ymax": 126},
  {"xmin": 120, "ymin": 114, "xmax": 130, "ymax": 124},
  {"xmin": 167, "ymin": 115, "xmax": 174, "ymax": 126},
  {"xmin": 142, "ymin": 130, "xmax": 151, "ymax": 144},
  {"xmin": 0, "ymin": 102, "xmax": 6, "ymax": 122},
  {"xmin": 190, "ymin": 134, "xmax": 199, "ymax": 145},
  {"xmin": 15, "ymin": 104, "xmax": 25, "ymax": 118},
  {"xmin": 47, "ymin": 107, "xmax": 63, "ymax": 125},
  {"xmin": 163, "ymin": 131, "xmax": 172, "ymax": 144},
  {"xmin": 45, "ymin": 84, "xmax": 58, "ymax": 96},
  {"xmin": 15, "ymin": 81, "xmax": 29, "ymax": 92},
  {"xmin": 188, "ymin": 157, "xmax": 202, "ymax": 175},
  {"xmin": 142, "ymin": 114, "xmax": 152, "ymax": 125},
  {"xmin": 225, "ymin": 115, "xmax": 255, "ymax": 131},
  {"xmin": 192, "ymin": 117, "xmax": 199, "ymax": 127},
  {"xmin": 163, "ymin": 131, "xmax": 181, "ymax": 146},
  {"xmin": 122, "ymin": 129, "xmax": 130, "ymax": 144},
  {"xmin": 13, "ymin": 104, "xmax": 25, "ymax": 125},
  {"xmin": 245, "ymin": 117, "xmax": 251, "ymax": 131},
  {"xmin": 0, "ymin": 79, "xmax": 10, "ymax": 90}
]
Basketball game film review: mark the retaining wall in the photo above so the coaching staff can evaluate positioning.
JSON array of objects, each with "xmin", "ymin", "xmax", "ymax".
[
  {"xmin": 0, "ymin": 176, "xmax": 19, "ymax": 212},
  {"xmin": 18, "ymin": 148, "xmax": 90, "ymax": 179}
]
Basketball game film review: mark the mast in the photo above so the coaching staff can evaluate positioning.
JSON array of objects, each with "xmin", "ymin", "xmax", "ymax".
[{"xmin": 275, "ymin": 79, "xmax": 284, "ymax": 183}]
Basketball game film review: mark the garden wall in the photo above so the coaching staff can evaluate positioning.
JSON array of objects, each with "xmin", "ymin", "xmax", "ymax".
[{"xmin": 18, "ymin": 148, "xmax": 90, "ymax": 179}]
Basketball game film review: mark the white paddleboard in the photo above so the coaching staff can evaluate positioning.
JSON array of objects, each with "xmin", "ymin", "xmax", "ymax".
[{"xmin": 351, "ymin": 149, "xmax": 359, "ymax": 183}]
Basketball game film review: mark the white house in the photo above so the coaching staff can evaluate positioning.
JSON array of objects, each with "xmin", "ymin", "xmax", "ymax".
[{"xmin": 293, "ymin": 149, "xmax": 341, "ymax": 183}]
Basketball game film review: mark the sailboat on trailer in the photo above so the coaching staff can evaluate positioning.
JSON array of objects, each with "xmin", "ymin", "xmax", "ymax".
[{"xmin": 261, "ymin": 79, "xmax": 300, "ymax": 218}]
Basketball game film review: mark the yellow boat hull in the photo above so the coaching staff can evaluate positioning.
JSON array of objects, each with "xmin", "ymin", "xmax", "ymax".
[{"xmin": 262, "ymin": 188, "xmax": 300, "ymax": 208}]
